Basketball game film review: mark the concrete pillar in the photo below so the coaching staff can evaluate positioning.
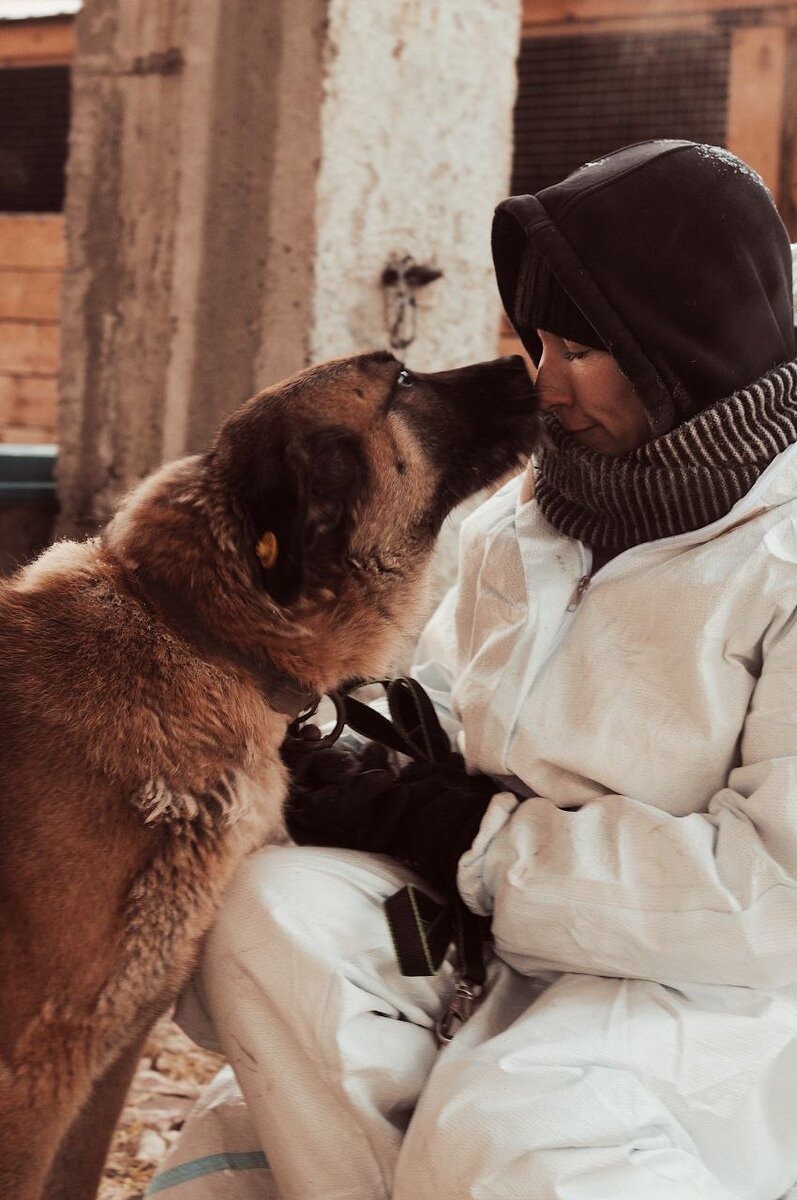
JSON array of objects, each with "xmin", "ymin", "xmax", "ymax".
[
  {"xmin": 57, "ymin": 0, "xmax": 326, "ymax": 534},
  {"xmin": 313, "ymin": 0, "xmax": 523, "ymax": 370},
  {"xmin": 57, "ymin": 0, "xmax": 523, "ymax": 549},
  {"xmin": 313, "ymin": 0, "xmax": 523, "ymax": 606}
]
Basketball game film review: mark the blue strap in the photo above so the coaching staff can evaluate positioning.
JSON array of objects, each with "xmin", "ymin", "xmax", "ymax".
[{"xmin": 145, "ymin": 1151, "xmax": 268, "ymax": 1194}]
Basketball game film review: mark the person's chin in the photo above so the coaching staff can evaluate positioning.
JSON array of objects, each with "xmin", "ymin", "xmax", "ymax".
[
  {"xmin": 573, "ymin": 427, "xmax": 629, "ymax": 457},
  {"xmin": 570, "ymin": 424, "xmax": 601, "ymax": 447}
]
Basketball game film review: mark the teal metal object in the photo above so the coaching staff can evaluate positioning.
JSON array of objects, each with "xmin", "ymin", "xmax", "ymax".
[{"xmin": 0, "ymin": 444, "xmax": 57, "ymax": 505}]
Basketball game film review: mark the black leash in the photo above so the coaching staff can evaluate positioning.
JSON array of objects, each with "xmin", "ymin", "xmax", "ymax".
[
  {"xmin": 341, "ymin": 676, "xmax": 452, "ymax": 763},
  {"xmin": 290, "ymin": 675, "xmax": 490, "ymax": 1044},
  {"xmin": 384, "ymin": 881, "xmax": 487, "ymax": 1044}
]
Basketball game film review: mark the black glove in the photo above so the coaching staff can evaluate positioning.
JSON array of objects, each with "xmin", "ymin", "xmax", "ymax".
[
  {"xmin": 285, "ymin": 747, "xmax": 496, "ymax": 897},
  {"xmin": 280, "ymin": 722, "xmax": 376, "ymax": 790},
  {"xmin": 282, "ymin": 679, "xmax": 497, "ymax": 996}
]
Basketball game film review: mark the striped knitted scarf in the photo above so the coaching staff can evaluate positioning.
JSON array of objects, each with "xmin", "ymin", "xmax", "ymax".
[{"xmin": 535, "ymin": 361, "xmax": 797, "ymax": 552}]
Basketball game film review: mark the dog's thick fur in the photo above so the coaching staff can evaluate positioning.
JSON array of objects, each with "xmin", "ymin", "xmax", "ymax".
[{"xmin": 0, "ymin": 350, "xmax": 536, "ymax": 1199}]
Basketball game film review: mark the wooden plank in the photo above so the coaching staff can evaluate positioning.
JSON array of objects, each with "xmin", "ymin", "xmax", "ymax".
[
  {"xmin": 726, "ymin": 25, "xmax": 787, "ymax": 197},
  {"xmin": 523, "ymin": 0, "xmax": 796, "ymax": 26},
  {"xmin": 0, "ymin": 17, "xmax": 74, "ymax": 67},
  {"xmin": 0, "ymin": 424, "xmax": 56, "ymax": 444},
  {"xmin": 0, "ymin": 216, "xmax": 65, "ymax": 271},
  {"xmin": 0, "ymin": 373, "xmax": 58, "ymax": 431},
  {"xmin": 788, "ymin": 155, "xmax": 797, "ymax": 239},
  {"xmin": 0, "ymin": 270, "xmax": 61, "ymax": 321},
  {"xmin": 0, "ymin": 322, "xmax": 60, "ymax": 374},
  {"xmin": 524, "ymin": 12, "xmax": 712, "ymax": 37}
]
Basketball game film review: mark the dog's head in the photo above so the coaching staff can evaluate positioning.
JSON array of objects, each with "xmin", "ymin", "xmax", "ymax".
[
  {"xmin": 103, "ymin": 350, "xmax": 537, "ymax": 686},
  {"xmin": 209, "ymin": 350, "xmax": 538, "ymax": 609}
]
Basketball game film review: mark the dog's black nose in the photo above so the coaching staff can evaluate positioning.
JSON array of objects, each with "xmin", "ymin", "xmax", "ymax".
[
  {"xmin": 496, "ymin": 354, "xmax": 529, "ymax": 374},
  {"xmin": 486, "ymin": 355, "xmax": 535, "ymax": 403}
]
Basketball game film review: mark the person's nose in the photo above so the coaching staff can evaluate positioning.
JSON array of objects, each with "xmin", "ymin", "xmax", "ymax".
[{"xmin": 536, "ymin": 349, "xmax": 574, "ymax": 413}]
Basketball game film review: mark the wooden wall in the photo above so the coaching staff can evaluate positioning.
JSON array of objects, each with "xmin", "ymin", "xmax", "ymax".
[
  {"xmin": 0, "ymin": 214, "xmax": 63, "ymax": 443},
  {"xmin": 0, "ymin": 17, "xmax": 73, "ymax": 444}
]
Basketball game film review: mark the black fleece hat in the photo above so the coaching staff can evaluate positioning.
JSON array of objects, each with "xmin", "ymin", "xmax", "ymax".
[
  {"xmin": 516, "ymin": 252, "xmax": 605, "ymax": 351},
  {"xmin": 492, "ymin": 140, "xmax": 796, "ymax": 434}
]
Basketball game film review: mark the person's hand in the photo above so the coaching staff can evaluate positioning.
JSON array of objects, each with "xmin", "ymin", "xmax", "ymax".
[
  {"xmin": 280, "ymin": 725, "xmax": 383, "ymax": 790},
  {"xmin": 285, "ymin": 748, "xmax": 496, "ymax": 896}
]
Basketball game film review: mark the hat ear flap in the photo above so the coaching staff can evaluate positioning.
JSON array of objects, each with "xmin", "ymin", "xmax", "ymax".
[{"xmin": 516, "ymin": 249, "xmax": 604, "ymax": 352}]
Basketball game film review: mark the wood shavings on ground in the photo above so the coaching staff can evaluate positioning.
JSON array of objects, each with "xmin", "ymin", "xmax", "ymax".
[{"xmin": 98, "ymin": 1014, "xmax": 223, "ymax": 1200}]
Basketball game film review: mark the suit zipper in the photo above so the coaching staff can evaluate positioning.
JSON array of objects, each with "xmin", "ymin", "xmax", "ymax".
[
  {"xmin": 502, "ymin": 547, "xmax": 592, "ymax": 756},
  {"xmin": 566, "ymin": 574, "xmax": 591, "ymax": 611}
]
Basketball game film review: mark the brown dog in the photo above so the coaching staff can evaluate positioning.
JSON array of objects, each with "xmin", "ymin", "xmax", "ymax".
[{"xmin": 0, "ymin": 349, "xmax": 536, "ymax": 1199}]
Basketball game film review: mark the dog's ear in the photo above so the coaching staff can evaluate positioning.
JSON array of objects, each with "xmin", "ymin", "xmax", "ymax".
[
  {"xmin": 233, "ymin": 425, "xmax": 369, "ymax": 607},
  {"xmin": 239, "ymin": 440, "xmax": 308, "ymax": 606}
]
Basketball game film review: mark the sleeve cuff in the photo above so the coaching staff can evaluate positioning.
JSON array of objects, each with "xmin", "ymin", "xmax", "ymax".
[{"xmin": 456, "ymin": 791, "xmax": 520, "ymax": 916}]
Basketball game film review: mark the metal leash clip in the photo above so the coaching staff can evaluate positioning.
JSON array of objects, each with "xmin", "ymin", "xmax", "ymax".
[{"xmin": 436, "ymin": 976, "xmax": 483, "ymax": 1045}]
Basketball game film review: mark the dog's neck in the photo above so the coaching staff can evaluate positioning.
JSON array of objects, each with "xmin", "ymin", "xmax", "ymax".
[{"xmin": 123, "ymin": 565, "xmax": 320, "ymax": 721}]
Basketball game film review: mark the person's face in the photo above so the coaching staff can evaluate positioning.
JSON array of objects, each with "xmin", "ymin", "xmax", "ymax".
[{"xmin": 536, "ymin": 330, "xmax": 651, "ymax": 456}]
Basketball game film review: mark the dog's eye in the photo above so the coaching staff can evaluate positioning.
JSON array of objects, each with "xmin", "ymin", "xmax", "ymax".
[
  {"xmin": 396, "ymin": 369, "xmax": 414, "ymax": 388},
  {"xmin": 395, "ymin": 459, "xmax": 407, "ymax": 475}
]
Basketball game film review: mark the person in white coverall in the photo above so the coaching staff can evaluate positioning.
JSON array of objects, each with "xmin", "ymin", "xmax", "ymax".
[{"xmin": 150, "ymin": 140, "xmax": 797, "ymax": 1200}]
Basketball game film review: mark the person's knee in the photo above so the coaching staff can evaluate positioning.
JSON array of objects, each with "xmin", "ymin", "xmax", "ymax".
[
  {"xmin": 201, "ymin": 844, "xmax": 334, "ymax": 968},
  {"xmin": 394, "ymin": 1055, "xmax": 723, "ymax": 1200},
  {"xmin": 394, "ymin": 1107, "xmax": 512, "ymax": 1200},
  {"xmin": 394, "ymin": 1077, "xmax": 505, "ymax": 1200},
  {"xmin": 192, "ymin": 845, "xmax": 357, "ymax": 1043},
  {"xmin": 393, "ymin": 1122, "xmax": 454, "ymax": 1200},
  {"xmin": 201, "ymin": 843, "xmax": 413, "ymax": 981}
]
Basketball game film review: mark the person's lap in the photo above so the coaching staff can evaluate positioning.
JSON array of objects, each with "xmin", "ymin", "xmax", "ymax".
[
  {"xmin": 154, "ymin": 845, "xmax": 797, "ymax": 1200},
  {"xmin": 169, "ymin": 845, "xmax": 452, "ymax": 1199},
  {"xmin": 399, "ymin": 967, "xmax": 797, "ymax": 1199}
]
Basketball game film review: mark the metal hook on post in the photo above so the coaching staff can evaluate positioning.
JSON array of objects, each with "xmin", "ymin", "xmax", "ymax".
[{"xmin": 380, "ymin": 255, "xmax": 444, "ymax": 351}]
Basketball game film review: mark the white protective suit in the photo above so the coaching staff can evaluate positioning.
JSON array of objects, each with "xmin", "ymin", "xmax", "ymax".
[
  {"xmin": 151, "ymin": 435, "xmax": 797, "ymax": 1200},
  {"xmin": 149, "ymin": 175, "xmax": 797, "ymax": 1200}
]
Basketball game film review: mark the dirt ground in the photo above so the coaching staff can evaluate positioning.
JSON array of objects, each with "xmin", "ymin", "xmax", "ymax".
[{"xmin": 98, "ymin": 1015, "xmax": 224, "ymax": 1200}]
